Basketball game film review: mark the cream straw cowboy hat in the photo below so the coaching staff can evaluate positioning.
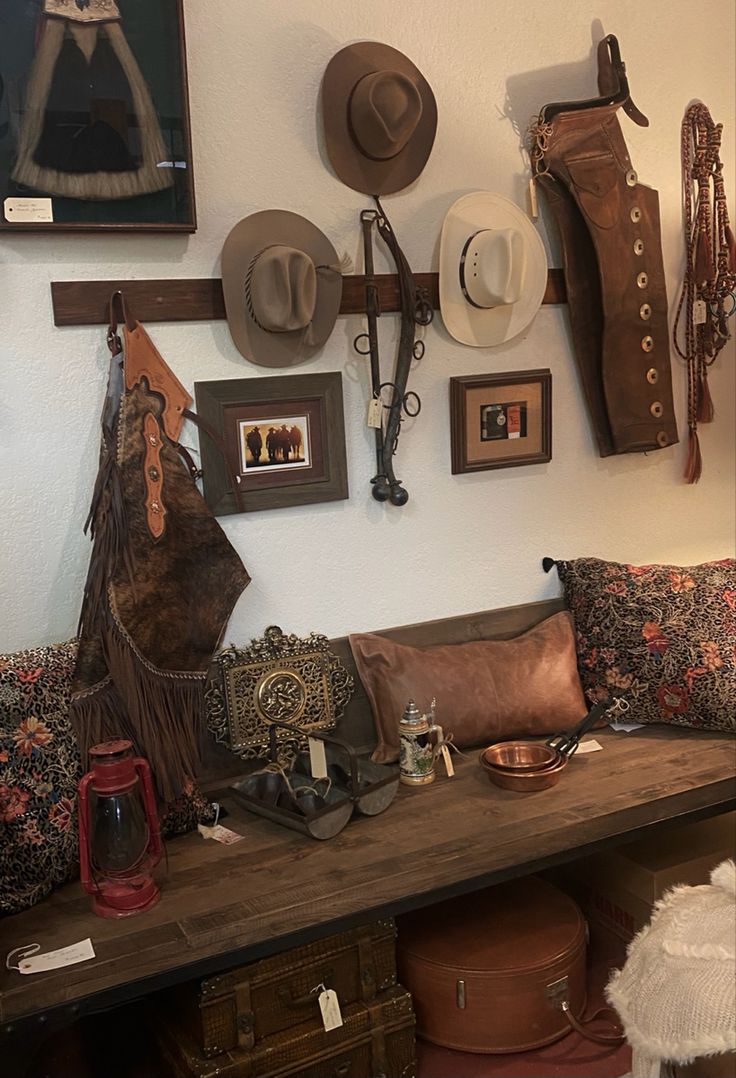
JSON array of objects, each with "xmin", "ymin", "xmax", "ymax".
[
  {"xmin": 221, "ymin": 210, "xmax": 343, "ymax": 368},
  {"xmin": 440, "ymin": 192, "xmax": 548, "ymax": 347},
  {"xmin": 322, "ymin": 41, "xmax": 437, "ymax": 196}
]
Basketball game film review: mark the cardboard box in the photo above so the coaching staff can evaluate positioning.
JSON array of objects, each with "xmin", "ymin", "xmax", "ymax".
[{"xmin": 557, "ymin": 811, "xmax": 736, "ymax": 943}]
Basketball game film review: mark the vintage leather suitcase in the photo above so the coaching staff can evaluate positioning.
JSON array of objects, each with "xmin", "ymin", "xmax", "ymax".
[
  {"xmin": 397, "ymin": 876, "xmax": 587, "ymax": 1053},
  {"xmin": 170, "ymin": 919, "xmax": 398, "ymax": 1057},
  {"xmin": 155, "ymin": 986, "xmax": 416, "ymax": 1078}
]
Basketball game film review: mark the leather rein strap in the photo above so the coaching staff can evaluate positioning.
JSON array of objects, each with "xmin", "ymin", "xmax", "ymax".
[
  {"xmin": 370, "ymin": 196, "xmax": 432, "ymax": 506},
  {"xmin": 672, "ymin": 102, "xmax": 735, "ymax": 483}
]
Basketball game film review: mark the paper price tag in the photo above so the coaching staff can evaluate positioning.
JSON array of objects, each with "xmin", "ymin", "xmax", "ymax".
[
  {"xmin": 198, "ymin": 824, "xmax": 244, "ymax": 845},
  {"xmin": 528, "ymin": 177, "xmax": 539, "ymax": 219},
  {"xmin": 439, "ymin": 744, "xmax": 455, "ymax": 777},
  {"xmin": 693, "ymin": 299, "xmax": 707, "ymax": 325},
  {"xmin": 318, "ymin": 988, "xmax": 343, "ymax": 1032},
  {"xmin": 576, "ymin": 739, "xmax": 603, "ymax": 754},
  {"xmin": 17, "ymin": 939, "xmax": 95, "ymax": 975},
  {"xmin": 367, "ymin": 397, "xmax": 382, "ymax": 429},
  {"xmin": 308, "ymin": 737, "xmax": 328, "ymax": 780},
  {"xmin": 4, "ymin": 197, "xmax": 54, "ymax": 223}
]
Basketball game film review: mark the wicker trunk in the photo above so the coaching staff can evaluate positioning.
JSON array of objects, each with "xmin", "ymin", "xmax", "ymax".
[
  {"xmin": 156, "ymin": 986, "xmax": 416, "ymax": 1078},
  {"xmin": 167, "ymin": 919, "xmax": 398, "ymax": 1057}
]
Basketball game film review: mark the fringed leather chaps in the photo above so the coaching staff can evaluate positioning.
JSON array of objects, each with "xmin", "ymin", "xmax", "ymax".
[
  {"xmin": 71, "ymin": 319, "xmax": 250, "ymax": 801},
  {"xmin": 533, "ymin": 42, "xmax": 678, "ymax": 457}
]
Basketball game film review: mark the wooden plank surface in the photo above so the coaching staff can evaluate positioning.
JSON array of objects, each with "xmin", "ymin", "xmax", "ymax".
[
  {"xmin": 50, "ymin": 269, "xmax": 567, "ymax": 326},
  {"xmin": 1, "ymin": 724, "xmax": 733, "ymax": 1030}
]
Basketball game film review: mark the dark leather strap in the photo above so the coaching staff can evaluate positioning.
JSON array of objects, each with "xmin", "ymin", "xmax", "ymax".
[
  {"xmin": 596, "ymin": 35, "xmax": 649, "ymax": 128},
  {"xmin": 182, "ymin": 407, "xmax": 245, "ymax": 514},
  {"xmin": 107, "ymin": 289, "xmax": 136, "ymax": 355},
  {"xmin": 562, "ymin": 1001, "xmax": 626, "ymax": 1046}
]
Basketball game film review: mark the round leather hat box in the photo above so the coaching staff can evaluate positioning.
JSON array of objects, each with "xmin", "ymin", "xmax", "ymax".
[{"xmin": 397, "ymin": 876, "xmax": 587, "ymax": 1053}]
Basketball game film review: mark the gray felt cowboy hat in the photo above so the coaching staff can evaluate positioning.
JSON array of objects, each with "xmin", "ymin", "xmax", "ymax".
[
  {"xmin": 221, "ymin": 210, "xmax": 343, "ymax": 368},
  {"xmin": 321, "ymin": 41, "xmax": 437, "ymax": 196}
]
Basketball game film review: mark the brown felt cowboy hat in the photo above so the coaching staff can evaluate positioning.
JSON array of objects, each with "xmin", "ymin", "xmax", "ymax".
[
  {"xmin": 221, "ymin": 210, "xmax": 343, "ymax": 368},
  {"xmin": 322, "ymin": 41, "xmax": 437, "ymax": 196}
]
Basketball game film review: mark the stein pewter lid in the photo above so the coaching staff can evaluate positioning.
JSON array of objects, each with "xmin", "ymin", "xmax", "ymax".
[{"xmin": 401, "ymin": 699, "xmax": 422, "ymax": 726}]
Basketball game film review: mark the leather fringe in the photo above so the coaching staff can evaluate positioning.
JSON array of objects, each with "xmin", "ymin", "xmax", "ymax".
[
  {"xmin": 78, "ymin": 446, "xmax": 133, "ymax": 637},
  {"xmin": 697, "ymin": 370, "xmax": 715, "ymax": 423},
  {"xmin": 100, "ymin": 614, "xmax": 206, "ymax": 803},
  {"xmin": 684, "ymin": 428, "xmax": 702, "ymax": 484},
  {"xmin": 70, "ymin": 678, "xmax": 129, "ymax": 769}
]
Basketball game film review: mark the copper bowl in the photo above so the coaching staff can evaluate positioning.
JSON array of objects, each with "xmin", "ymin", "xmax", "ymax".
[
  {"xmin": 482, "ymin": 740, "xmax": 559, "ymax": 773},
  {"xmin": 479, "ymin": 749, "xmax": 567, "ymax": 791}
]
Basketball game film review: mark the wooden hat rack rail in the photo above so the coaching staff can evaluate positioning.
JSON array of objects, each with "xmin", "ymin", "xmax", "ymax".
[{"xmin": 50, "ymin": 269, "xmax": 566, "ymax": 327}]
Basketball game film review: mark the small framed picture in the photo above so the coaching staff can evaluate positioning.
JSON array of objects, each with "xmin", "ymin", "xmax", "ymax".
[
  {"xmin": 450, "ymin": 369, "xmax": 552, "ymax": 473},
  {"xmin": 0, "ymin": 0, "xmax": 195, "ymax": 232},
  {"xmin": 194, "ymin": 373, "xmax": 349, "ymax": 514}
]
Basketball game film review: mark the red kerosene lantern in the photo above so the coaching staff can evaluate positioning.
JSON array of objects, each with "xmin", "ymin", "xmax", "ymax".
[{"xmin": 78, "ymin": 740, "xmax": 163, "ymax": 918}]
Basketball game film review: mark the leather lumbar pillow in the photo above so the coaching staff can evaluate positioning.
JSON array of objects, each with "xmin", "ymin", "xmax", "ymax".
[
  {"xmin": 550, "ymin": 557, "xmax": 736, "ymax": 731},
  {"xmin": 349, "ymin": 611, "xmax": 587, "ymax": 764}
]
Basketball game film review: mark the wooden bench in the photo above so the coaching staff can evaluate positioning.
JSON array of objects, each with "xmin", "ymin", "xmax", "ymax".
[{"xmin": 2, "ymin": 599, "xmax": 734, "ymax": 1051}]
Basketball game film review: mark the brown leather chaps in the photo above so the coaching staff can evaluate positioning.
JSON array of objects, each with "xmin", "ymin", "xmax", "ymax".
[
  {"xmin": 533, "ymin": 39, "xmax": 678, "ymax": 457},
  {"xmin": 70, "ymin": 312, "xmax": 250, "ymax": 801}
]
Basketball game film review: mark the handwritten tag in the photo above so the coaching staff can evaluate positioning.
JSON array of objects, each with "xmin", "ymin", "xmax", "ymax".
[
  {"xmin": 4, "ymin": 197, "xmax": 53, "ymax": 223},
  {"xmin": 367, "ymin": 397, "xmax": 382, "ymax": 429},
  {"xmin": 318, "ymin": 988, "xmax": 343, "ymax": 1032},
  {"xmin": 17, "ymin": 939, "xmax": 95, "ymax": 975},
  {"xmin": 576, "ymin": 739, "xmax": 603, "ymax": 754},
  {"xmin": 439, "ymin": 744, "xmax": 455, "ymax": 777},
  {"xmin": 693, "ymin": 299, "xmax": 707, "ymax": 325},
  {"xmin": 198, "ymin": 823, "xmax": 244, "ymax": 845},
  {"xmin": 528, "ymin": 177, "xmax": 539, "ymax": 219},
  {"xmin": 308, "ymin": 737, "xmax": 328, "ymax": 780}
]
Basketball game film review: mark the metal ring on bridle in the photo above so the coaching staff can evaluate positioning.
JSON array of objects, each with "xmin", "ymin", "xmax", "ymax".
[
  {"xmin": 379, "ymin": 381, "xmax": 402, "ymax": 408},
  {"xmin": 402, "ymin": 391, "xmax": 421, "ymax": 418},
  {"xmin": 353, "ymin": 333, "xmax": 371, "ymax": 355}
]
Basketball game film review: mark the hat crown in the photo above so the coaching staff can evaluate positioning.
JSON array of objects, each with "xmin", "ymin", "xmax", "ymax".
[
  {"xmin": 462, "ymin": 228, "xmax": 526, "ymax": 309},
  {"xmin": 249, "ymin": 245, "xmax": 317, "ymax": 334},
  {"xmin": 349, "ymin": 69, "xmax": 423, "ymax": 160}
]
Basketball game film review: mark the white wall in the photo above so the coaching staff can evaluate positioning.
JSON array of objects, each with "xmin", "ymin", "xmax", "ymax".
[{"xmin": 1, "ymin": 0, "xmax": 734, "ymax": 653}]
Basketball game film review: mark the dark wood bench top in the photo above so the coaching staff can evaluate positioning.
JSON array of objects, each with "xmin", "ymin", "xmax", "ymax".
[{"xmin": 2, "ymin": 723, "xmax": 734, "ymax": 1034}]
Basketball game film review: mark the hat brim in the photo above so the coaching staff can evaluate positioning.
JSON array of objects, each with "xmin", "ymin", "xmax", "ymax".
[
  {"xmin": 439, "ymin": 193, "xmax": 548, "ymax": 347},
  {"xmin": 221, "ymin": 210, "xmax": 343, "ymax": 368},
  {"xmin": 322, "ymin": 41, "xmax": 437, "ymax": 197}
]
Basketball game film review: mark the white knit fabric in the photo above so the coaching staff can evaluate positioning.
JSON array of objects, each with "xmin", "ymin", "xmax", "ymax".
[{"xmin": 606, "ymin": 860, "xmax": 736, "ymax": 1078}]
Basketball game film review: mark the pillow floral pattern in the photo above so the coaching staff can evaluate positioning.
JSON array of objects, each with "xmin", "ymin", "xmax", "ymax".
[
  {"xmin": 0, "ymin": 640, "xmax": 81, "ymax": 915},
  {"xmin": 554, "ymin": 557, "xmax": 735, "ymax": 732},
  {"xmin": 1, "ymin": 639, "xmax": 216, "ymax": 916}
]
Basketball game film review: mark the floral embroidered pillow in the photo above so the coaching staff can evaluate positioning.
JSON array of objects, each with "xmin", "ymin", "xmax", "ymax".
[
  {"xmin": 0, "ymin": 640, "xmax": 81, "ymax": 915},
  {"xmin": 0, "ymin": 639, "xmax": 217, "ymax": 915},
  {"xmin": 553, "ymin": 557, "xmax": 735, "ymax": 731}
]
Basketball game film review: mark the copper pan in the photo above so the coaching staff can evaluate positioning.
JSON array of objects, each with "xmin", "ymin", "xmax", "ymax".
[
  {"xmin": 483, "ymin": 740, "xmax": 559, "ymax": 772},
  {"xmin": 479, "ymin": 749, "xmax": 567, "ymax": 791}
]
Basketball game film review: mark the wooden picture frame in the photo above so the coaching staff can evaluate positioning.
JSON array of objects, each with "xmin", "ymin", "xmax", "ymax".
[
  {"xmin": 0, "ymin": 0, "xmax": 195, "ymax": 232},
  {"xmin": 450, "ymin": 369, "xmax": 552, "ymax": 474},
  {"xmin": 194, "ymin": 373, "xmax": 349, "ymax": 515}
]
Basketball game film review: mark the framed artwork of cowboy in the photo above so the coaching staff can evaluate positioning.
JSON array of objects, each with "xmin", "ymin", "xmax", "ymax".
[
  {"xmin": 0, "ymin": 0, "xmax": 195, "ymax": 232},
  {"xmin": 195, "ymin": 372, "xmax": 349, "ymax": 514},
  {"xmin": 450, "ymin": 369, "xmax": 552, "ymax": 474}
]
